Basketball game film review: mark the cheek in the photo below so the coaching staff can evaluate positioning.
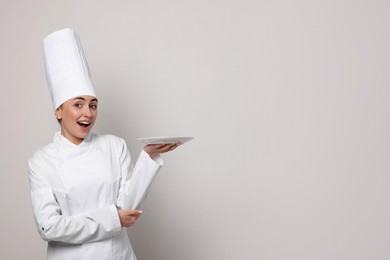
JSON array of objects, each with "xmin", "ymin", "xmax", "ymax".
[{"xmin": 63, "ymin": 109, "xmax": 80, "ymax": 121}]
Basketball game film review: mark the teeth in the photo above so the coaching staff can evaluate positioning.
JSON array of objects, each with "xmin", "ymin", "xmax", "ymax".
[{"xmin": 78, "ymin": 121, "xmax": 90, "ymax": 126}]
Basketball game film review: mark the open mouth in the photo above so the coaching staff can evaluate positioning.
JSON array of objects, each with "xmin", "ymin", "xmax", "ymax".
[{"xmin": 77, "ymin": 121, "xmax": 91, "ymax": 128}]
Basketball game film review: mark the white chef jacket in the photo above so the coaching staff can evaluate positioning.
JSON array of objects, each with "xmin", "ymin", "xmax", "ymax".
[{"xmin": 28, "ymin": 132, "xmax": 163, "ymax": 260}]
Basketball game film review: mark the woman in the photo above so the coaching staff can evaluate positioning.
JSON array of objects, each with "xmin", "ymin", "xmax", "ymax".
[{"xmin": 28, "ymin": 28, "xmax": 179, "ymax": 260}]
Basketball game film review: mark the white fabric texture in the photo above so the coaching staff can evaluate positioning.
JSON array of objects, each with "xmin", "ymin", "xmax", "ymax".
[
  {"xmin": 28, "ymin": 132, "xmax": 163, "ymax": 260},
  {"xmin": 43, "ymin": 28, "xmax": 96, "ymax": 109}
]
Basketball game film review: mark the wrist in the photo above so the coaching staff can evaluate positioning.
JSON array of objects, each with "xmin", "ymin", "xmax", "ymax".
[{"xmin": 143, "ymin": 147, "xmax": 158, "ymax": 159}]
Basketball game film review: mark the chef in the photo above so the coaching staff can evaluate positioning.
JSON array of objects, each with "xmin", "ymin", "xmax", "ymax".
[{"xmin": 28, "ymin": 28, "xmax": 179, "ymax": 260}]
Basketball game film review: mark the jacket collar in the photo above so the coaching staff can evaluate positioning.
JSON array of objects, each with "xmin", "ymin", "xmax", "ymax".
[{"xmin": 53, "ymin": 131, "xmax": 93, "ymax": 150}]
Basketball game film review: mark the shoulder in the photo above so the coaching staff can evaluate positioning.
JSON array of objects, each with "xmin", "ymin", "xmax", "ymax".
[
  {"xmin": 28, "ymin": 144, "xmax": 54, "ymax": 180},
  {"xmin": 28, "ymin": 143, "xmax": 54, "ymax": 166}
]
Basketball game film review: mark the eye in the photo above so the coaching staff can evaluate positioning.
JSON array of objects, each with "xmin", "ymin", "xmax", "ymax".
[
  {"xmin": 74, "ymin": 103, "xmax": 82, "ymax": 108},
  {"xmin": 90, "ymin": 104, "xmax": 98, "ymax": 109}
]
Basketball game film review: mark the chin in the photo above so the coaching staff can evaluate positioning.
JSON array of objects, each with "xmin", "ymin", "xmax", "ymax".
[{"xmin": 76, "ymin": 132, "xmax": 89, "ymax": 139}]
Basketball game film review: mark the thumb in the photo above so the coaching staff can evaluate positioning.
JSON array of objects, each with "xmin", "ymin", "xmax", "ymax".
[{"xmin": 128, "ymin": 209, "xmax": 143, "ymax": 216}]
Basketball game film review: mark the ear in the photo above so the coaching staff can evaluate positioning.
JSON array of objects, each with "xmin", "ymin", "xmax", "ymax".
[{"xmin": 55, "ymin": 107, "xmax": 62, "ymax": 120}]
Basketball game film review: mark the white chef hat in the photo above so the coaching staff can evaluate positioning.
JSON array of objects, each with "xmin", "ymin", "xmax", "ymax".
[{"xmin": 43, "ymin": 28, "xmax": 96, "ymax": 109}]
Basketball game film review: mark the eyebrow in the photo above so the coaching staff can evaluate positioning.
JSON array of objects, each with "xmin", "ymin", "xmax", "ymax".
[{"xmin": 73, "ymin": 97, "xmax": 98, "ymax": 102}]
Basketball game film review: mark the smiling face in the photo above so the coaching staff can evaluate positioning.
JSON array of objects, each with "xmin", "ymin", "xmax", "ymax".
[{"xmin": 55, "ymin": 96, "xmax": 98, "ymax": 145}]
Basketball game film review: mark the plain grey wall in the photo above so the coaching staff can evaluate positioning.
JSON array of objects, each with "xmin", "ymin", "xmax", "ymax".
[{"xmin": 1, "ymin": 0, "xmax": 389, "ymax": 259}]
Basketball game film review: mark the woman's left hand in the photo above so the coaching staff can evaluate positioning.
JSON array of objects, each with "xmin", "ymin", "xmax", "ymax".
[{"xmin": 144, "ymin": 143, "xmax": 181, "ymax": 159}]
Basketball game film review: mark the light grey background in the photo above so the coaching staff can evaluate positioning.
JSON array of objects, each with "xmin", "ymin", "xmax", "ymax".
[{"xmin": 1, "ymin": 0, "xmax": 389, "ymax": 259}]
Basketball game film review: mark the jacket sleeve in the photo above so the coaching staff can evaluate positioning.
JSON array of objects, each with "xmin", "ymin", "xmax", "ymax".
[
  {"xmin": 116, "ymin": 139, "xmax": 163, "ymax": 210},
  {"xmin": 28, "ymin": 156, "xmax": 122, "ymax": 244}
]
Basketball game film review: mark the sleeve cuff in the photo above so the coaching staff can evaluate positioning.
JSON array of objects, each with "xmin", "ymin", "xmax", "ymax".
[
  {"xmin": 140, "ymin": 149, "xmax": 164, "ymax": 166},
  {"xmin": 109, "ymin": 205, "xmax": 122, "ymax": 233}
]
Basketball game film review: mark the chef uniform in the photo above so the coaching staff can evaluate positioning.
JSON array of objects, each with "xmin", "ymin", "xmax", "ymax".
[{"xmin": 28, "ymin": 28, "xmax": 162, "ymax": 260}]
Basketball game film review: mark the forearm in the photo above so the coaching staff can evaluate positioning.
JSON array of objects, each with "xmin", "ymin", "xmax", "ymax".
[
  {"xmin": 116, "ymin": 150, "xmax": 163, "ymax": 210},
  {"xmin": 31, "ymin": 188, "xmax": 121, "ymax": 244}
]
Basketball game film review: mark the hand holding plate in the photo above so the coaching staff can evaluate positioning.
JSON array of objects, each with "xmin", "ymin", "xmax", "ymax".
[{"xmin": 143, "ymin": 143, "xmax": 181, "ymax": 159}]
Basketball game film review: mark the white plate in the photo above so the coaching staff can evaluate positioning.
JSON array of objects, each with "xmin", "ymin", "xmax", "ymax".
[{"xmin": 137, "ymin": 136, "xmax": 194, "ymax": 145}]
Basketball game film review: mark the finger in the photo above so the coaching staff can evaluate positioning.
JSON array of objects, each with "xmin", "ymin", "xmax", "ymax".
[
  {"xmin": 128, "ymin": 210, "xmax": 143, "ymax": 216},
  {"xmin": 158, "ymin": 147, "xmax": 171, "ymax": 153},
  {"xmin": 161, "ymin": 143, "xmax": 180, "ymax": 153},
  {"xmin": 125, "ymin": 216, "xmax": 135, "ymax": 225},
  {"xmin": 145, "ymin": 144, "xmax": 164, "ymax": 149},
  {"xmin": 122, "ymin": 209, "xmax": 142, "ymax": 217},
  {"xmin": 154, "ymin": 143, "xmax": 172, "ymax": 151},
  {"xmin": 128, "ymin": 215, "xmax": 141, "ymax": 227},
  {"xmin": 170, "ymin": 143, "xmax": 182, "ymax": 150},
  {"xmin": 166, "ymin": 144, "xmax": 178, "ymax": 152}
]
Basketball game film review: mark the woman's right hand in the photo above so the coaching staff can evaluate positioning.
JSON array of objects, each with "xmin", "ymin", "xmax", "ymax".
[{"xmin": 118, "ymin": 209, "xmax": 143, "ymax": 228}]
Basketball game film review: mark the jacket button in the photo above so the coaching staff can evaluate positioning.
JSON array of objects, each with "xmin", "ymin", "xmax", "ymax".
[{"xmin": 42, "ymin": 227, "xmax": 45, "ymax": 231}]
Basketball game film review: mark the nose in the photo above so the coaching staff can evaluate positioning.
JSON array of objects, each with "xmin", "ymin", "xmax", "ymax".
[{"xmin": 83, "ymin": 106, "xmax": 93, "ymax": 117}]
